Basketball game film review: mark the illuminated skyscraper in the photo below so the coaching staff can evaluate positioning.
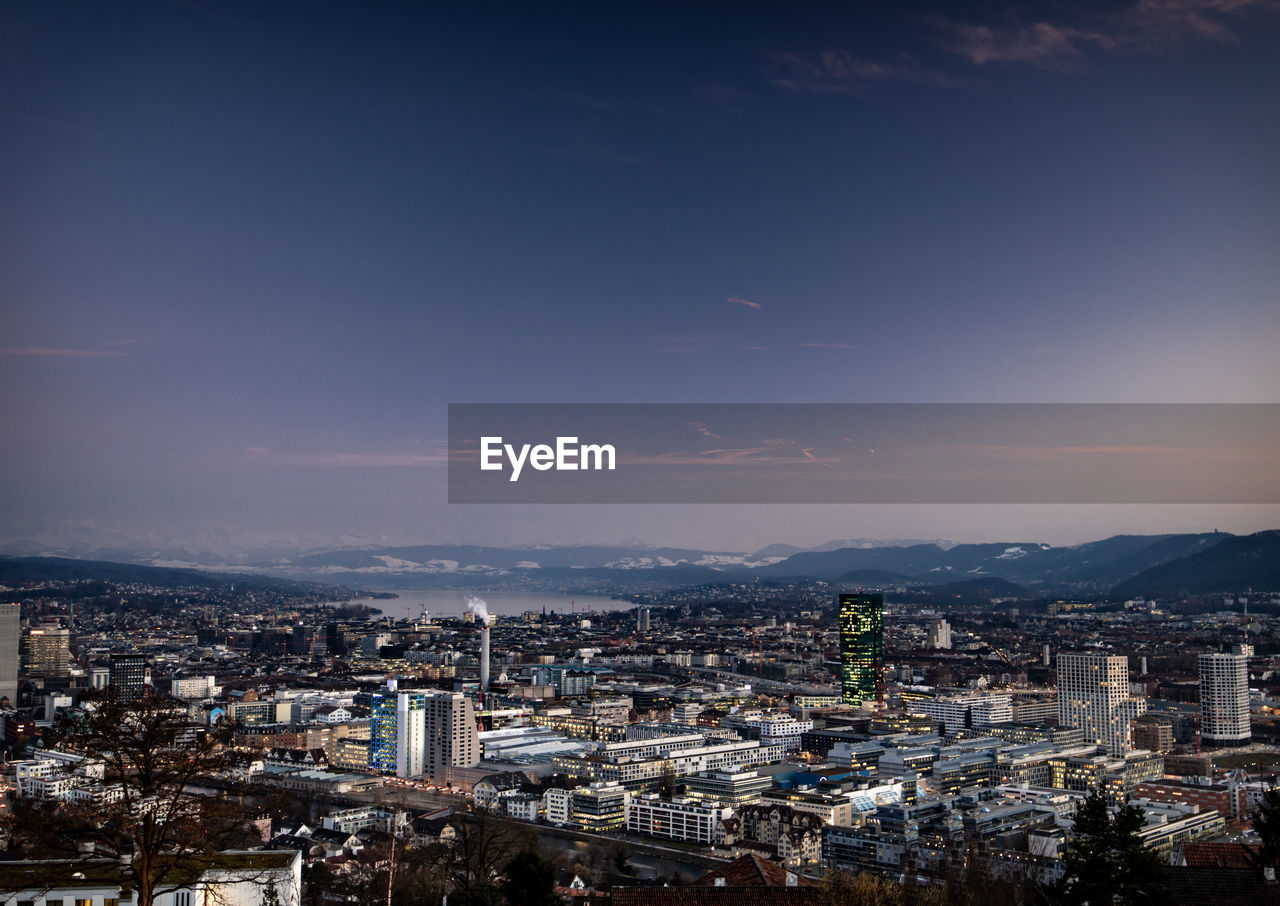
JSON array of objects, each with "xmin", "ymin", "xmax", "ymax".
[
  {"xmin": 369, "ymin": 685, "xmax": 426, "ymax": 778},
  {"xmin": 839, "ymin": 593, "xmax": 883, "ymax": 707},
  {"xmin": 1057, "ymin": 652, "xmax": 1146, "ymax": 755},
  {"xmin": 1199, "ymin": 651, "xmax": 1250, "ymax": 747}
]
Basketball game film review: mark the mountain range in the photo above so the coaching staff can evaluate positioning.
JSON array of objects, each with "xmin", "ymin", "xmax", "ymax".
[{"xmin": 5, "ymin": 530, "xmax": 1278, "ymax": 598}]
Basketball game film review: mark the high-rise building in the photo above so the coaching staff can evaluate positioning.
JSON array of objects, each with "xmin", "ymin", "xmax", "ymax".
[
  {"xmin": 839, "ymin": 593, "xmax": 883, "ymax": 707},
  {"xmin": 109, "ymin": 652, "xmax": 147, "ymax": 701},
  {"xmin": 0, "ymin": 603, "xmax": 20, "ymax": 707},
  {"xmin": 1057, "ymin": 653, "xmax": 1146, "ymax": 755},
  {"xmin": 1199, "ymin": 652, "xmax": 1250, "ymax": 747},
  {"xmin": 637, "ymin": 607, "xmax": 651, "ymax": 633},
  {"xmin": 926, "ymin": 618, "xmax": 951, "ymax": 650},
  {"xmin": 22, "ymin": 625, "xmax": 71, "ymax": 678},
  {"xmin": 423, "ymin": 691, "xmax": 479, "ymax": 781},
  {"xmin": 369, "ymin": 686, "xmax": 426, "ymax": 778}
]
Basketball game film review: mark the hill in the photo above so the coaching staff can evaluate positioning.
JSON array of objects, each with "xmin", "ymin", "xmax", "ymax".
[{"xmin": 1111, "ymin": 531, "xmax": 1280, "ymax": 597}]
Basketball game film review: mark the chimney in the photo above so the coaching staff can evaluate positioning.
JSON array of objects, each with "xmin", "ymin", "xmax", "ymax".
[
  {"xmin": 480, "ymin": 625, "xmax": 491, "ymax": 691},
  {"xmin": 786, "ymin": 871, "xmax": 798, "ymax": 887}
]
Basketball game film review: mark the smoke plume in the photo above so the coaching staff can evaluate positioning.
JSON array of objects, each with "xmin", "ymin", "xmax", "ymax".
[{"xmin": 465, "ymin": 595, "xmax": 490, "ymax": 626}]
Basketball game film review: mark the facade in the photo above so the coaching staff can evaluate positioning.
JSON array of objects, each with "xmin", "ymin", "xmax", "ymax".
[
  {"xmin": 1057, "ymin": 653, "xmax": 1145, "ymax": 755},
  {"xmin": 21, "ymin": 625, "xmax": 71, "ymax": 678},
  {"xmin": 915, "ymin": 693, "xmax": 1013, "ymax": 737},
  {"xmin": 424, "ymin": 691, "xmax": 479, "ymax": 781},
  {"xmin": 838, "ymin": 593, "xmax": 883, "ymax": 707},
  {"xmin": 570, "ymin": 781, "xmax": 629, "ymax": 833},
  {"xmin": 108, "ymin": 652, "xmax": 147, "ymax": 701},
  {"xmin": 627, "ymin": 794, "xmax": 732, "ymax": 844},
  {"xmin": 926, "ymin": 618, "xmax": 952, "ymax": 650},
  {"xmin": 1198, "ymin": 652, "xmax": 1250, "ymax": 747},
  {"xmin": 0, "ymin": 602, "xmax": 20, "ymax": 707},
  {"xmin": 369, "ymin": 689, "xmax": 426, "ymax": 778}
]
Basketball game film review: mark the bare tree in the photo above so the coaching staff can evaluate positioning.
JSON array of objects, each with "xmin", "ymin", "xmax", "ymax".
[{"xmin": 3, "ymin": 688, "xmax": 263, "ymax": 906}]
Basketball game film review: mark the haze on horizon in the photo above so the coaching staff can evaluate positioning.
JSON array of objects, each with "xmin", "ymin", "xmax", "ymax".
[{"xmin": 3, "ymin": 1, "xmax": 1279, "ymax": 558}]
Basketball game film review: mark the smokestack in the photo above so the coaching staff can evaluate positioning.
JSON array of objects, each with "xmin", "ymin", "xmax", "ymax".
[
  {"xmin": 480, "ymin": 625, "xmax": 490, "ymax": 691},
  {"xmin": 1042, "ymin": 644, "xmax": 1050, "ymax": 667}
]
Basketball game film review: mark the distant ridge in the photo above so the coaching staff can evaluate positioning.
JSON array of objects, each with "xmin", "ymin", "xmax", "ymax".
[{"xmin": 1111, "ymin": 531, "xmax": 1280, "ymax": 597}]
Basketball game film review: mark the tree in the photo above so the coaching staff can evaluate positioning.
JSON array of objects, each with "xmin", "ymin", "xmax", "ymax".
[
  {"xmin": 500, "ymin": 848, "xmax": 561, "ymax": 906},
  {"xmin": 1056, "ymin": 789, "xmax": 1168, "ymax": 906},
  {"xmin": 1250, "ymin": 784, "xmax": 1280, "ymax": 870},
  {"xmin": 444, "ymin": 809, "xmax": 534, "ymax": 906},
  {"xmin": 3, "ymin": 688, "xmax": 261, "ymax": 906}
]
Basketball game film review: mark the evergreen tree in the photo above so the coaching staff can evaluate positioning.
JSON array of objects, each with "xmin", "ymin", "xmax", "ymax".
[
  {"xmin": 500, "ymin": 849, "xmax": 562, "ymax": 906},
  {"xmin": 1251, "ymin": 784, "xmax": 1280, "ymax": 870},
  {"xmin": 1057, "ymin": 789, "xmax": 1168, "ymax": 906}
]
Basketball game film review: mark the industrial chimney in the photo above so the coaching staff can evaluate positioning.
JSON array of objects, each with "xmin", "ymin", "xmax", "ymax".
[{"xmin": 480, "ymin": 624, "xmax": 490, "ymax": 691}]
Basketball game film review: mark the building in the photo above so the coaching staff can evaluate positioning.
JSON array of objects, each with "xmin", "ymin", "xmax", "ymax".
[
  {"xmin": 109, "ymin": 652, "xmax": 147, "ymax": 701},
  {"xmin": 637, "ymin": 607, "xmax": 651, "ymax": 633},
  {"xmin": 424, "ymin": 691, "xmax": 480, "ymax": 781},
  {"xmin": 926, "ymin": 618, "xmax": 952, "ymax": 650},
  {"xmin": 369, "ymin": 688, "xmax": 426, "ymax": 778},
  {"xmin": 915, "ymin": 693, "xmax": 1012, "ymax": 736},
  {"xmin": 0, "ymin": 851, "xmax": 301, "ymax": 906},
  {"xmin": 628, "ymin": 793, "xmax": 733, "ymax": 844},
  {"xmin": 21, "ymin": 624, "xmax": 71, "ymax": 678},
  {"xmin": 838, "ymin": 593, "xmax": 883, "ymax": 707},
  {"xmin": 0, "ymin": 602, "xmax": 19, "ymax": 707},
  {"xmin": 1057, "ymin": 653, "xmax": 1146, "ymax": 755},
  {"xmin": 571, "ymin": 781, "xmax": 629, "ymax": 832},
  {"xmin": 1199, "ymin": 652, "xmax": 1250, "ymax": 748}
]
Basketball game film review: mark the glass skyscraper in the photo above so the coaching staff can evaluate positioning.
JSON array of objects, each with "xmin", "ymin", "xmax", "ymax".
[
  {"xmin": 369, "ymin": 688, "xmax": 426, "ymax": 777},
  {"xmin": 839, "ymin": 593, "xmax": 883, "ymax": 706}
]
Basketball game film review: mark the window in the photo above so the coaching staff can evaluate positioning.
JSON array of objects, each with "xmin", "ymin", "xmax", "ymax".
[
  {"xmin": 76, "ymin": 899, "xmax": 93, "ymax": 906},
  {"xmin": 175, "ymin": 893, "xmax": 192, "ymax": 906}
]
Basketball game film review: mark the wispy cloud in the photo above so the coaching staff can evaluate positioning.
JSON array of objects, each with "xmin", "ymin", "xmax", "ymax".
[
  {"xmin": 789, "ymin": 342, "xmax": 855, "ymax": 350},
  {"xmin": 728, "ymin": 296, "xmax": 763, "ymax": 310},
  {"xmin": 743, "ymin": 345, "xmax": 768, "ymax": 352},
  {"xmin": 934, "ymin": 0, "xmax": 1280, "ymax": 70},
  {"xmin": 770, "ymin": 49, "xmax": 963, "ymax": 93},
  {"xmin": 687, "ymin": 421, "xmax": 726, "ymax": 441},
  {"xmin": 0, "ymin": 346, "xmax": 125, "ymax": 358}
]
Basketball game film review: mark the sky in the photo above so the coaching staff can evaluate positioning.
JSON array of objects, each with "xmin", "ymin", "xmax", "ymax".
[{"xmin": 2, "ymin": 1, "xmax": 1279, "ymax": 557}]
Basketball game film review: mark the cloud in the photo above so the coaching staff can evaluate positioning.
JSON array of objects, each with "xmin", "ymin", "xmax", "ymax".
[
  {"xmin": 687, "ymin": 421, "xmax": 726, "ymax": 441},
  {"xmin": 0, "ymin": 346, "xmax": 125, "ymax": 358},
  {"xmin": 728, "ymin": 296, "xmax": 763, "ymax": 310},
  {"xmin": 770, "ymin": 49, "xmax": 963, "ymax": 93},
  {"xmin": 743, "ymin": 345, "xmax": 768, "ymax": 351},
  {"xmin": 788, "ymin": 342, "xmax": 855, "ymax": 350},
  {"xmin": 933, "ymin": 0, "xmax": 1280, "ymax": 70}
]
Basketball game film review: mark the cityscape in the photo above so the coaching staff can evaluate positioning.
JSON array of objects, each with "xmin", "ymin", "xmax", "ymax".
[{"xmin": 4, "ymin": 1, "xmax": 1280, "ymax": 905}]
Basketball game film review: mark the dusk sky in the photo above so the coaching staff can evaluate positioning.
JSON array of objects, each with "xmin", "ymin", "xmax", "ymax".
[{"xmin": 3, "ymin": 1, "xmax": 1279, "ymax": 556}]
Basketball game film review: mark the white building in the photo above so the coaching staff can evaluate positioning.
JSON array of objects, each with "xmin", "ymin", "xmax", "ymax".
[
  {"xmin": 915, "ymin": 693, "xmax": 1012, "ymax": 736},
  {"xmin": 627, "ymin": 794, "xmax": 733, "ymax": 844},
  {"xmin": 927, "ymin": 618, "xmax": 952, "ymax": 650},
  {"xmin": 1199, "ymin": 652, "xmax": 1251, "ymax": 747},
  {"xmin": 744, "ymin": 716, "xmax": 813, "ymax": 753},
  {"xmin": 0, "ymin": 852, "xmax": 300, "ymax": 906},
  {"xmin": 544, "ymin": 787, "xmax": 573, "ymax": 826},
  {"xmin": 1057, "ymin": 653, "xmax": 1146, "ymax": 756}
]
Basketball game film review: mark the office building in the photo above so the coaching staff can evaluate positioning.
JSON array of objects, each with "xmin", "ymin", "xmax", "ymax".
[
  {"xmin": 424, "ymin": 691, "xmax": 479, "ymax": 781},
  {"xmin": 0, "ymin": 603, "xmax": 21, "ymax": 706},
  {"xmin": 926, "ymin": 618, "xmax": 952, "ymax": 650},
  {"xmin": 1057, "ymin": 653, "xmax": 1146, "ymax": 756},
  {"xmin": 369, "ymin": 687, "xmax": 426, "ymax": 778},
  {"xmin": 637, "ymin": 607, "xmax": 651, "ymax": 633},
  {"xmin": 916, "ymin": 692, "xmax": 1012, "ymax": 736},
  {"xmin": 22, "ymin": 625, "xmax": 71, "ymax": 678},
  {"xmin": 1199, "ymin": 652, "xmax": 1250, "ymax": 747},
  {"xmin": 839, "ymin": 593, "xmax": 883, "ymax": 707},
  {"xmin": 109, "ymin": 652, "xmax": 147, "ymax": 701}
]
